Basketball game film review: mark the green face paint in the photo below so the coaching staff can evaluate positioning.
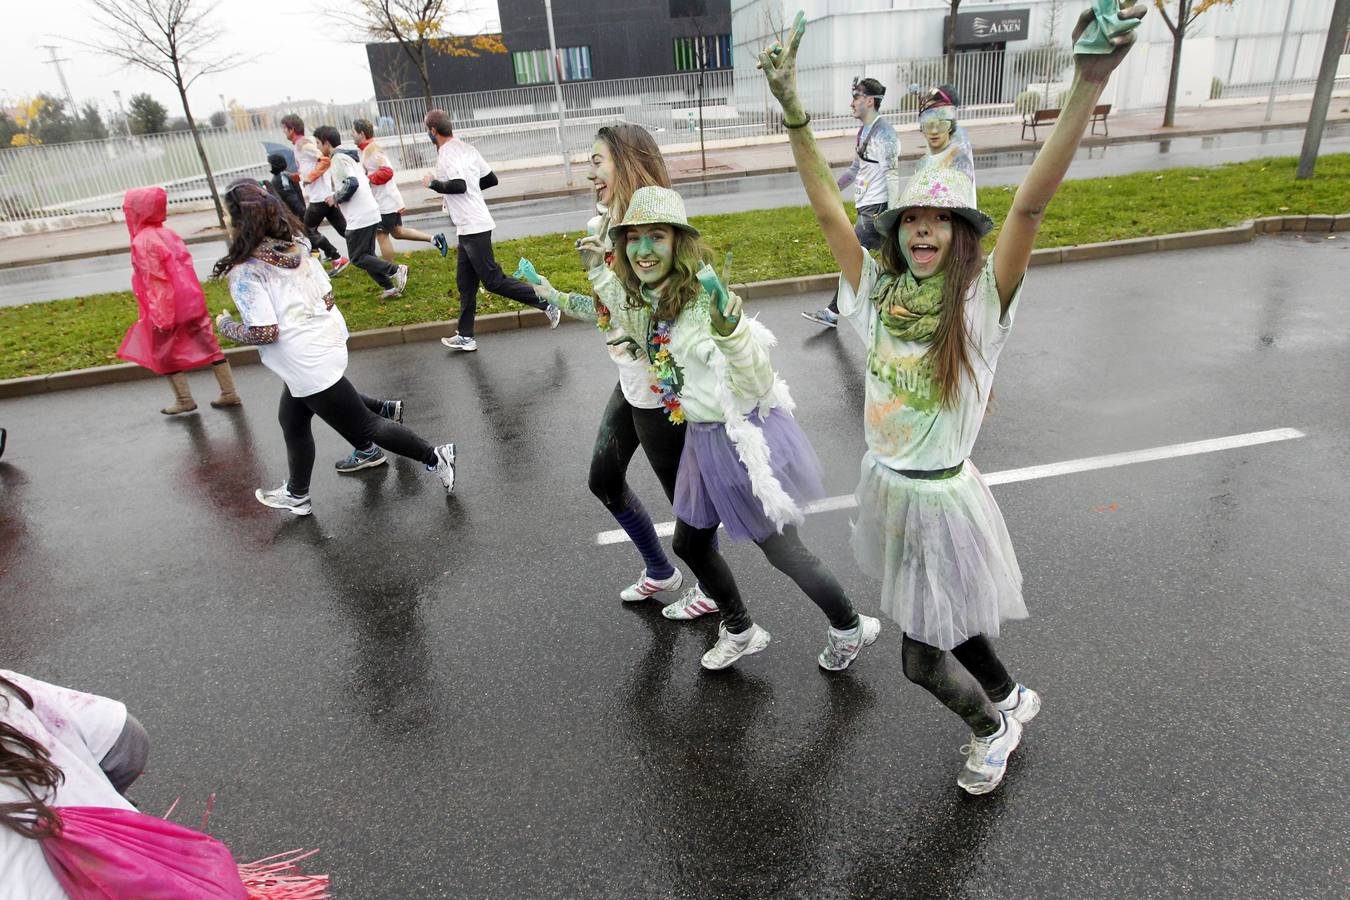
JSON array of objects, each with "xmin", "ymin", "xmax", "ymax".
[{"xmin": 625, "ymin": 224, "xmax": 674, "ymax": 286}]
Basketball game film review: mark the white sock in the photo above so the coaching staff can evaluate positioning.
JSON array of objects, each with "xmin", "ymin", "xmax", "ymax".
[
  {"xmin": 728, "ymin": 626, "xmax": 754, "ymax": 644},
  {"xmin": 994, "ymin": 686, "xmax": 1021, "ymax": 712}
]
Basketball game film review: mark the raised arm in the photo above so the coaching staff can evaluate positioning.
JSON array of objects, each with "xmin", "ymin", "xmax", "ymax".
[
  {"xmin": 758, "ymin": 13, "xmax": 866, "ymax": 293},
  {"xmin": 993, "ymin": 2, "xmax": 1145, "ymax": 310}
]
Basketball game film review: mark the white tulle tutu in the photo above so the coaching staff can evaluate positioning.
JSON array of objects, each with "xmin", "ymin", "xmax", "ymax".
[{"xmin": 850, "ymin": 453, "xmax": 1026, "ymax": 650}]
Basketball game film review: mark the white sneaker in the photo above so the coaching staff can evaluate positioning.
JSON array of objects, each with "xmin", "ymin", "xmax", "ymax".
[
  {"xmin": 255, "ymin": 483, "xmax": 311, "ymax": 516},
  {"xmin": 429, "ymin": 443, "xmax": 456, "ymax": 494},
  {"xmin": 380, "ymin": 286, "xmax": 401, "ymax": 299},
  {"xmin": 700, "ymin": 623, "xmax": 771, "ymax": 671},
  {"xmin": 661, "ymin": 585, "xmax": 719, "ymax": 620},
  {"xmin": 546, "ymin": 304, "xmax": 561, "ymax": 329},
  {"xmin": 997, "ymin": 684, "xmax": 1041, "ymax": 726},
  {"xmin": 394, "ymin": 264, "xmax": 408, "ymax": 293},
  {"xmin": 957, "ymin": 713, "xmax": 1023, "ymax": 795},
  {"xmin": 817, "ymin": 614, "xmax": 881, "ymax": 671},
  {"xmin": 441, "ymin": 335, "xmax": 477, "ymax": 352},
  {"xmin": 620, "ymin": 568, "xmax": 683, "ymax": 603}
]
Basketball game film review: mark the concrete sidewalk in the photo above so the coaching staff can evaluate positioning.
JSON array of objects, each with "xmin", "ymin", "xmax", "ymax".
[{"xmin": 1, "ymin": 96, "xmax": 1345, "ymax": 269}]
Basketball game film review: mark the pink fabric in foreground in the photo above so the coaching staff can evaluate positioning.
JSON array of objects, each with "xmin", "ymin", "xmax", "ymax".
[{"xmin": 41, "ymin": 806, "xmax": 330, "ymax": 899}]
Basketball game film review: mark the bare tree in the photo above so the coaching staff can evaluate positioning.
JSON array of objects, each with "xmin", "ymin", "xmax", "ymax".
[
  {"xmin": 1155, "ymin": 0, "xmax": 1236, "ymax": 128},
  {"xmin": 82, "ymin": 0, "xmax": 245, "ymax": 228},
  {"xmin": 943, "ymin": 0, "xmax": 964, "ymax": 83},
  {"xmin": 337, "ymin": 1, "xmax": 506, "ymax": 108}
]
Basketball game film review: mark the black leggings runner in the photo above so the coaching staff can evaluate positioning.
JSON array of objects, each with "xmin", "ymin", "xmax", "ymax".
[
  {"xmin": 674, "ymin": 522, "xmax": 859, "ymax": 634},
  {"xmin": 901, "ymin": 634, "xmax": 1016, "ymax": 737},
  {"xmin": 455, "ymin": 230, "xmax": 548, "ymax": 337},
  {"xmin": 303, "ymin": 201, "xmax": 346, "ymax": 261},
  {"xmin": 589, "ymin": 383, "xmax": 685, "ymax": 508},
  {"xmin": 279, "ymin": 377, "xmax": 438, "ymax": 495}
]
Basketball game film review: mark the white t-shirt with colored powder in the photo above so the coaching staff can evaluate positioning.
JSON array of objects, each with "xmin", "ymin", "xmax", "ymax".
[
  {"xmin": 432, "ymin": 137, "xmax": 495, "ymax": 235},
  {"xmin": 0, "ymin": 672, "xmax": 135, "ymax": 900},
  {"xmin": 230, "ymin": 245, "xmax": 349, "ymax": 397},
  {"xmin": 327, "ymin": 152, "xmax": 381, "ymax": 230},
  {"xmin": 359, "ymin": 140, "xmax": 406, "ymax": 215},
  {"xmin": 836, "ymin": 253, "xmax": 1023, "ymax": 471},
  {"xmin": 293, "ymin": 135, "xmax": 332, "ymax": 205}
]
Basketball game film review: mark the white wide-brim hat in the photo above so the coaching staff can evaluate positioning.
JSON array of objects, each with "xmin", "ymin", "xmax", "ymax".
[
  {"xmin": 874, "ymin": 167, "xmax": 993, "ymax": 238},
  {"xmin": 607, "ymin": 186, "xmax": 700, "ymax": 245}
]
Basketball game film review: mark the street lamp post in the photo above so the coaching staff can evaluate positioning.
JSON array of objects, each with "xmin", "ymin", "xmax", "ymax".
[
  {"xmin": 1265, "ymin": 0, "xmax": 1296, "ymax": 123},
  {"xmin": 543, "ymin": 0, "xmax": 574, "ymax": 186},
  {"xmin": 1296, "ymin": 0, "xmax": 1350, "ymax": 179}
]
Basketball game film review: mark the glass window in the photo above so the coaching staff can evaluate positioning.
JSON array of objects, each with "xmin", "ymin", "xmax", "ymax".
[
  {"xmin": 674, "ymin": 34, "xmax": 732, "ymax": 72},
  {"xmin": 513, "ymin": 47, "xmax": 592, "ymax": 85}
]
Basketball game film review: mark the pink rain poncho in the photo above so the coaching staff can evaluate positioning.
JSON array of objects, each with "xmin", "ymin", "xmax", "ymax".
[{"xmin": 116, "ymin": 186, "xmax": 226, "ymax": 375}]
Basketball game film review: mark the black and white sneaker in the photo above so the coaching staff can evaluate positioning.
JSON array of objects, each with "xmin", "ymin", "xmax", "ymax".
[
  {"xmin": 429, "ymin": 443, "xmax": 456, "ymax": 494},
  {"xmin": 335, "ymin": 445, "xmax": 387, "ymax": 473},
  {"xmin": 379, "ymin": 399, "xmax": 404, "ymax": 424}
]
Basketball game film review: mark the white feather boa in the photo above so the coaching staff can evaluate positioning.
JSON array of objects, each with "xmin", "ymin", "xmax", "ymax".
[{"xmin": 709, "ymin": 316, "xmax": 804, "ymax": 534}]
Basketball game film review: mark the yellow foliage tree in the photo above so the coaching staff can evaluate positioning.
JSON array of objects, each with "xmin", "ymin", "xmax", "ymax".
[
  {"xmin": 10, "ymin": 98, "xmax": 46, "ymax": 147},
  {"xmin": 339, "ymin": 1, "xmax": 508, "ymax": 107}
]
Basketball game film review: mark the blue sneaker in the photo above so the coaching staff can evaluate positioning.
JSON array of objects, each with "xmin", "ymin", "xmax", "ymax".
[
  {"xmin": 379, "ymin": 399, "xmax": 404, "ymax": 424},
  {"xmin": 801, "ymin": 308, "xmax": 838, "ymax": 328},
  {"xmin": 432, "ymin": 233, "xmax": 449, "ymax": 258},
  {"xmin": 335, "ymin": 445, "xmax": 387, "ymax": 473}
]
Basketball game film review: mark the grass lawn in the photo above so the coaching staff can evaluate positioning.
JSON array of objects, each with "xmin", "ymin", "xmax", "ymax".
[{"xmin": 2, "ymin": 153, "xmax": 1347, "ymax": 381}]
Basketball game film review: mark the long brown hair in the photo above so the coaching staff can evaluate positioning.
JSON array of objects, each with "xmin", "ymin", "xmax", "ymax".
[
  {"xmin": 879, "ymin": 214, "xmax": 985, "ymax": 409},
  {"xmin": 596, "ymin": 125, "xmax": 671, "ymax": 223},
  {"xmin": 611, "ymin": 226, "xmax": 712, "ymax": 322},
  {"xmin": 0, "ymin": 675, "xmax": 64, "ymax": 839},
  {"xmin": 212, "ymin": 179, "xmax": 305, "ymax": 279}
]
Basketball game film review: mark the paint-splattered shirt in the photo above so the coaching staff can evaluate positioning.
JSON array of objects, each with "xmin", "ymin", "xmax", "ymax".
[
  {"xmin": 838, "ymin": 116, "xmax": 902, "ymax": 210},
  {"xmin": 836, "ymin": 253, "xmax": 1023, "ymax": 471}
]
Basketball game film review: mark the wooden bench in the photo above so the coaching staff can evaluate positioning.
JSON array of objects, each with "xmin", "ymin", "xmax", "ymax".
[{"xmin": 1020, "ymin": 104, "xmax": 1111, "ymax": 141}]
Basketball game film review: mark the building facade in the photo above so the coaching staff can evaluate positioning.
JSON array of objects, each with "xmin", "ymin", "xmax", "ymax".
[
  {"xmin": 367, "ymin": 0, "xmax": 733, "ymax": 100},
  {"xmin": 731, "ymin": 0, "xmax": 1347, "ymax": 126}
]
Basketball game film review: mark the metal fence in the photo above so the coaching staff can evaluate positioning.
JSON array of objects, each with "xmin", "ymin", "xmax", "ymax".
[{"xmin": 1, "ymin": 42, "xmax": 1341, "ymax": 228}]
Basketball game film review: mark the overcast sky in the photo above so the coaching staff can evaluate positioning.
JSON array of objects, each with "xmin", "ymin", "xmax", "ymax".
[{"xmin": 2, "ymin": 0, "xmax": 499, "ymax": 115}]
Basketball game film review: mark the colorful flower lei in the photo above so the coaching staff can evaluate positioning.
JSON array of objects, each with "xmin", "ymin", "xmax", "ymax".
[
  {"xmin": 596, "ymin": 300, "xmax": 612, "ymax": 332},
  {"xmin": 647, "ymin": 319, "xmax": 684, "ymax": 425}
]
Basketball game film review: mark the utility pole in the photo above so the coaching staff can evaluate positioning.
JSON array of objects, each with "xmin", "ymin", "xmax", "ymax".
[
  {"xmin": 1296, "ymin": 0, "xmax": 1350, "ymax": 179},
  {"xmin": 1265, "ymin": 0, "xmax": 1297, "ymax": 123},
  {"xmin": 543, "ymin": 0, "xmax": 574, "ymax": 186},
  {"xmin": 40, "ymin": 45, "xmax": 79, "ymax": 115},
  {"xmin": 113, "ymin": 90, "xmax": 132, "ymax": 138}
]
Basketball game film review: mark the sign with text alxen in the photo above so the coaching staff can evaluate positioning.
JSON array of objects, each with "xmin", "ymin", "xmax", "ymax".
[{"xmin": 947, "ymin": 9, "xmax": 1031, "ymax": 45}]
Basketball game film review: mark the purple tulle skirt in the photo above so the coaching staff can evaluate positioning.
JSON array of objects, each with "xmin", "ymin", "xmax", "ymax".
[{"xmin": 673, "ymin": 407, "xmax": 826, "ymax": 542}]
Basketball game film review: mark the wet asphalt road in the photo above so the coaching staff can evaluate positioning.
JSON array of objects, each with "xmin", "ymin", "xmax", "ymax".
[
  {"xmin": 2, "ymin": 236, "xmax": 1349, "ymax": 897},
  {"xmin": 4, "ymin": 123, "xmax": 1349, "ymax": 307}
]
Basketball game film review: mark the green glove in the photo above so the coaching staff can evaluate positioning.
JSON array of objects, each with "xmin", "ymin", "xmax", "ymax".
[
  {"xmin": 1074, "ymin": 0, "xmax": 1141, "ymax": 55},
  {"xmin": 514, "ymin": 257, "xmax": 541, "ymax": 285}
]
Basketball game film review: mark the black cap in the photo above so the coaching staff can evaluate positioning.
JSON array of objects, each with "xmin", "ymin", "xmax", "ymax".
[{"xmin": 267, "ymin": 153, "xmax": 288, "ymax": 172}]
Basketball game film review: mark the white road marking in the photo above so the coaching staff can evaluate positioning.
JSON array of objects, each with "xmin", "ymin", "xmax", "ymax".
[{"xmin": 594, "ymin": 427, "xmax": 1306, "ymax": 546}]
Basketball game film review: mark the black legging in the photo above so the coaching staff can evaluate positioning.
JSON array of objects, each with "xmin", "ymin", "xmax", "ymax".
[
  {"xmin": 303, "ymin": 201, "xmax": 346, "ymax": 261},
  {"xmin": 673, "ymin": 522, "xmax": 859, "ymax": 634},
  {"xmin": 279, "ymin": 377, "xmax": 437, "ymax": 495},
  {"xmin": 589, "ymin": 383, "xmax": 684, "ymax": 510},
  {"xmin": 901, "ymin": 634, "xmax": 1016, "ymax": 737}
]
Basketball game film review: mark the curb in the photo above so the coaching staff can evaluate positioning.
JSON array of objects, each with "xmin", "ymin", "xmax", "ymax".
[
  {"xmin": 2, "ymin": 214, "xmax": 1346, "ymax": 400},
  {"xmin": 3, "ymin": 114, "xmax": 1345, "ymax": 271}
]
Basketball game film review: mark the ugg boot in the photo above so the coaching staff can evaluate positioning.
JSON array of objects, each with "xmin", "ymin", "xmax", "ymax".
[
  {"xmin": 161, "ymin": 372, "xmax": 197, "ymax": 415},
  {"xmin": 209, "ymin": 359, "xmax": 242, "ymax": 408}
]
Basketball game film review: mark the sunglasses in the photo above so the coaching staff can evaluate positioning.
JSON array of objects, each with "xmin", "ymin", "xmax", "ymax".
[{"xmin": 919, "ymin": 119, "xmax": 952, "ymax": 135}]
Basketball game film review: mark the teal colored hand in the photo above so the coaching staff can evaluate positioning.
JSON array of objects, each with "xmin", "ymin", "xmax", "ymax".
[
  {"xmin": 1074, "ymin": 0, "xmax": 1143, "ymax": 55},
  {"xmin": 514, "ymin": 257, "xmax": 541, "ymax": 285}
]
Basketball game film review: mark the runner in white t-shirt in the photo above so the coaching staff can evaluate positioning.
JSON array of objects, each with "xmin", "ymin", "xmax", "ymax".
[
  {"xmin": 420, "ymin": 108, "xmax": 560, "ymax": 353},
  {"xmin": 0, "ymin": 671, "xmax": 149, "ymax": 900},
  {"xmin": 313, "ymin": 125, "xmax": 408, "ymax": 299},
  {"xmin": 212, "ymin": 180, "xmax": 458, "ymax": 514},
  {"xmin": 351, "ymin": 118, "xmax": 446, "ymax": 264},
  {"xmin": 281, "ymin": 113, "xmax": 350, "ymax": 275}
]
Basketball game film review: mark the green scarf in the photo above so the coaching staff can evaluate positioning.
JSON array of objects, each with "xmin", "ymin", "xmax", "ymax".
[{"xmin": 873, "ymin": 270, "xmax": 947, "ymax": 343}]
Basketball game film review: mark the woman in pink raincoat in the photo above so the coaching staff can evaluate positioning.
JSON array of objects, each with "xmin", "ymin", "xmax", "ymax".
[{"xmin": 116, "ymin": 186, "xmax": 242, "ymax": 415}]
